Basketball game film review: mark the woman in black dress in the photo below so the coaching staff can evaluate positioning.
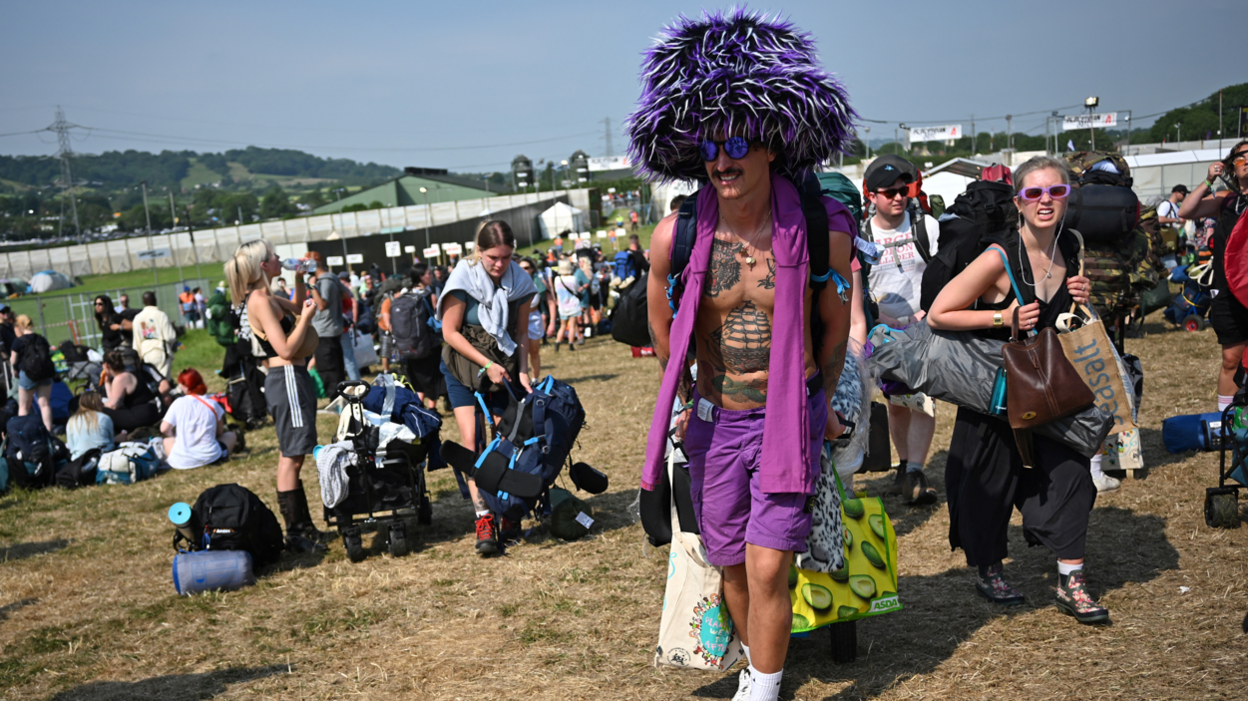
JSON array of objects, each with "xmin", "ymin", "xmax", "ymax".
[
  {"xmin": 93, "ymin": 294, "xmax": 132, "ymax": 353},
  {"xmin": 1178, "ymin": 140, "xmax": 1248, "ymax": 411},
  {"xmin": 929, "ymin": 155, "xmax": 1108, "ymax": 624}
]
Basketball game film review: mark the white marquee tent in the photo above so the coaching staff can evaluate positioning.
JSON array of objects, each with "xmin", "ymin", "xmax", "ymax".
[{"xmin": 538, "ymin": 202, "xmax": 585, "ymax": 240}]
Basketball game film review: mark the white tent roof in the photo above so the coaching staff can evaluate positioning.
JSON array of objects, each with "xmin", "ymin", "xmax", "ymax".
[{"xmin": 538, "ymin": 202, "xmax": 585, "ymax": 241}]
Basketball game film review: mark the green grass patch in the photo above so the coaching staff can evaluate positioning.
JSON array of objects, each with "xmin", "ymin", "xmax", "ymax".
[{"xmin": 227, "ymin": 161, "xmax": 252, "ymax": 181}]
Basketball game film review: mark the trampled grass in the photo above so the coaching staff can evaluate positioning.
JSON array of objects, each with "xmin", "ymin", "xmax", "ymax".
[{"xmin": 0, "ymin": 312, "xmax": 1245, "ymax": 700}]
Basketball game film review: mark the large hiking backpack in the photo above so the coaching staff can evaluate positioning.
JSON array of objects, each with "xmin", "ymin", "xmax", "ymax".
[
  {"xmin": 613, "ymin": 250, "xmax": 640, "ymax": 283},
  {"xmin": 175, "ymin": 483, "xmax": 285, "ymax": 567},
  {"xmin": 95, "ymin": 442, "xmax": 161, "ymax": 485},
  {"xmin": 1065, "ymin": 151, "xmax": 1132, "ymax": 187},
  {"xmin": 5, "ymin": 413, "xmax": 54, "ymax": 488},
  {"xmin": 19, "ymin": 334, "xmax": 56, "ymax": 382},
  {"xmin": 476, "ymin": 375, "xmax": 586, "ymax": 520},
  {"xmin": 390, "ymin": 290, "xmax": 437, "ymax": 360},
  {"xmin": 919, "ymin": 180, "xmax": 1018, "ymax": 312}
]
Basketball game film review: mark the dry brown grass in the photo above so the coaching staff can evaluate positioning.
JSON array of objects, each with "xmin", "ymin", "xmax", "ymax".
[{"xmin": 1, "ymin": 313, "xmax": 1246, "ymax": 700}]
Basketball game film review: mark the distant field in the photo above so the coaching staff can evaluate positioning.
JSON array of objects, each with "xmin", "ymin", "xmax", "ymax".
[
  {"xmin": 227, "ymin": 161, "xmax": 251, "ymax": 181},
  {"xmin": 180, "ymin": 159, "xmax": 223, "ymax": 188}
]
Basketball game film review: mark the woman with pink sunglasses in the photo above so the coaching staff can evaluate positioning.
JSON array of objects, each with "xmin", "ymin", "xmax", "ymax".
[{"xmin": 928, "ymin": 155, "xmax": 1108, "ymax": 624}]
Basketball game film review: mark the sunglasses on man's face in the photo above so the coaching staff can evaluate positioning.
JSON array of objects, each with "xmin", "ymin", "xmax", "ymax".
[
  {"xmin": 700, "ymin": 136, "xmax": 752, "ymax": 161},
  {"xmin": 874, "ymin": 187, "xmax": 909, "ymax": 200},
  {"xmin": 1017, "ymin": 184, "xmax": 1071, "ymax": 201}
]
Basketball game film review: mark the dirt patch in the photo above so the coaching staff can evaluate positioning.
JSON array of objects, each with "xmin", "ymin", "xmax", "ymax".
[{"xmin": 1, "ymin": 315, "xmax": 1246, "ymax": 700}]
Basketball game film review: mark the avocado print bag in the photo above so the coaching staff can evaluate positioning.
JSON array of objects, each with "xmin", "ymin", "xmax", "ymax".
[{"xmin": 654, "ymin": 453, "xmax": 744, "ymax": 671}]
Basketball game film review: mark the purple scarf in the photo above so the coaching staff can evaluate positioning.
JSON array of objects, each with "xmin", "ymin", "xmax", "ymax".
[{"xmin": 641, "ymin": 174, "xmax": 831, "ymax": 494}]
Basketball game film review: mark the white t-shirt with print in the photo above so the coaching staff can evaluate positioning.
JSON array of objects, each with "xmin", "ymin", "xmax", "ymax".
[
  {"xmin": 866, "ymin": 211, "xmax": 941, "ymax": 322},
  {"xmin": 164, "ymin": 395, "xmax": 225, "ymax": 469}
]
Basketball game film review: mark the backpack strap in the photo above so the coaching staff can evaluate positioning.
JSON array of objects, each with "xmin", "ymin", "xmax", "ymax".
[
  {"xmin": 910, "ymin": 203, "xmax": 932, "ymax": 264},
  {"xmin": 667, "ymin": 194, "xmax": 701, "ymax": 317},
  {"xmin": 800, "ymin": 172, "xmax": 830, "ymax": 291}
]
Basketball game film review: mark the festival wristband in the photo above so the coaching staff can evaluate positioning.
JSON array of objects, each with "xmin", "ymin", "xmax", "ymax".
[{"xmin": 478, "ymin": 361, "xmax": 494, "ymax": 377}]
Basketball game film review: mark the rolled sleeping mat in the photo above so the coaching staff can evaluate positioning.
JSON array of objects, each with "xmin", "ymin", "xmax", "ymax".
[{"xmin": 441, "ymin": 440, "xmax": 545, "ymax": 499}]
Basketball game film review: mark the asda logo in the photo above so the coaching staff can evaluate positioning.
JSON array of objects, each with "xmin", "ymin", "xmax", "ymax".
[{"xmin": 870, "ymin": 595, "xmax": 901, "ymax": 613}]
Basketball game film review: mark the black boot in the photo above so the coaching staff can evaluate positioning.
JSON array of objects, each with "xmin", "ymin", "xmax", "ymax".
[
  {"xmin": 277, "ymin": 486, "xmax": 328, "ymax": 553},
  {"xmin": 293, "ymin": 481, "xmax": 333, "ymax": 545}
]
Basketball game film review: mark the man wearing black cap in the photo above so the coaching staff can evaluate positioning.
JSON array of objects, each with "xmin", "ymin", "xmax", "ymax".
[
  {"xmin": 862, "ymin": 155, "xmax": 940, "ymax": 506},
  {"xmin": 1157, "ymin": 183, "xmax": 1188, "ymax": 227}
]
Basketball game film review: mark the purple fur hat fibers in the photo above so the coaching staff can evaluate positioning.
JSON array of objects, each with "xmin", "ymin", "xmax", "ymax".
[{"xmin": 626, "ymin": 8, "xmax": 856, "ymax": 183}]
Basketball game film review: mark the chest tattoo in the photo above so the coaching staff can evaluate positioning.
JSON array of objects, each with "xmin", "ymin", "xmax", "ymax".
[
  {"xmin": 705, "ymin": 238, "xmax": 741, "ymax": 298},
  {"xmin": 711, "ymin": 300, "xmax": 772, "ymax": 375},
  {"xmin": 758, "ymin": 256, "xmax": 776, "ymax": 289}
]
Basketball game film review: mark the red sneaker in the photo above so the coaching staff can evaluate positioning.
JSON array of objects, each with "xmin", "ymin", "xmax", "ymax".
[{"xmin": 475, "ymin": 513, "xmax": 498, "ymax": 555}]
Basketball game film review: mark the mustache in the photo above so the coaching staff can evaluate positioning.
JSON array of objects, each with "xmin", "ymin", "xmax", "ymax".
[{"xmin": 712, "ymin": 168, "xmax": 744, "ymax": 179}]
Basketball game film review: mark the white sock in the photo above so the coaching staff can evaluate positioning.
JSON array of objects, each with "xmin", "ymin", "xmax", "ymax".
[
  {"xmin": 1089, "ymin": 453, "xmax": 1104, "ymax": 480},
  {"xmin": 906, "ymin": 461, "xmax": 924, "ymax": 474},
  {"xmin": 1057, "ymin": 561, "xmax": 1083, "ymax": 576},
  {"xmin": 475, "ymin": 510, "xmax": 490, "ymax": 519},
  {"xmin": 749, "ymin": 667, "xmax": 783, "ymax": 701},
  {"xmin": 741, "ymin": 644, "xmax": 751, "ymax": 666},
  {"xmin": 1218, "ymin": 395, "xmax": 1235, "ymax": 412}
]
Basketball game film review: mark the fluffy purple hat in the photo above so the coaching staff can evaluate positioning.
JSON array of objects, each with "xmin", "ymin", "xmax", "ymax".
[{"xmin": 626, "ymin": 8, "xmax": 856, "ymax": 183}]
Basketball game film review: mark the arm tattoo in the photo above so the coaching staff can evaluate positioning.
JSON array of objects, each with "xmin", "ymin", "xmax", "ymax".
[
  {"xmin": 648, "ymin": 317, "xmax": 658, "ymax": 350},
  {"xmin": 710, "ymin": 301, "xmax": 771, "ymax": 375},
  {"xmin": 758, "ymin": 256, "xmax": 776, "ymax": 289},
  {"xmin": 822, "ymin": 339, "xmax": 847, "ymax": 396},
  {"xmin": 705, "ymin": 239, "xmax": 741, "ymax": 298}
]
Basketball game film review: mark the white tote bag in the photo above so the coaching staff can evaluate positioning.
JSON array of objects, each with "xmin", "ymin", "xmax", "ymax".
[{"xmin": 654, "ymin": 453, "xmax": 744, "ymax": 671}]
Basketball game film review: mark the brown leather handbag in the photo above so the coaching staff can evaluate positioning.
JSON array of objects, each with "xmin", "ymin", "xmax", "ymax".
[{"xmin": 1002, "ymin": 307, "xmax": 1095, "ymax": 431}]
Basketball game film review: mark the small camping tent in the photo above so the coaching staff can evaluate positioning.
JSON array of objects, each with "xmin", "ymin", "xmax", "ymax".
[
  {"xmin": 538, "ymin": 202, "xmax": 585, "ymax": 241},
  {"xmin": 29, "ymin": 271, "xmax": 73, "ymax": 294}
]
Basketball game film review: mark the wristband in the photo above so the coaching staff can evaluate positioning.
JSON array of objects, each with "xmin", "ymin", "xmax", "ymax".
[
  {"xmin": 1206, "ymin": 179, "xmax": 1216, "ymax": 189},
  {"xmin": 478, "ymin": 360, "xmax": 494, "ymax": 377}
]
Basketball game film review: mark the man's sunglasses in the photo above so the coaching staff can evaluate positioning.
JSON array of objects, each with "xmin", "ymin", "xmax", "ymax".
[
  {"xmin": 1017, "ymin": 184, "xmax": 1071, "ymax": 201},
  {"xmin": 874, "ymin": 187, "xmax": 909, "ymax": 200},
  {"xmin": 700, "ymin": 136, "xmax": 752, "ymax": 161}
]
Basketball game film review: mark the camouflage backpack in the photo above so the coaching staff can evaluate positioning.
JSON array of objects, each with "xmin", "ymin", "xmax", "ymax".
[{"xmin": 1064, "ymin": 151, "xmax": 1133, "ymax": 188}]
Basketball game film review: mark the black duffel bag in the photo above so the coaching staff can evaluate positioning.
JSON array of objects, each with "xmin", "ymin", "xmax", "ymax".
[
  {"xmin": 1062, "ymin": 184, "xmax": 1139, "ymax": 244},
  {"xmin": 611, "ymin": 271, "xmax": 651, "ymax": 347}
]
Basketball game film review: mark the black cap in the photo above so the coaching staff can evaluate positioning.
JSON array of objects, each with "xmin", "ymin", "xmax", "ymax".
[
  {"xmin": 1171, "ymin": 184, "xmax": 1189, "ymax": 195},
  {"xmin": 864, "ymin": 155, "xmax": 916, "ymax": 192}
]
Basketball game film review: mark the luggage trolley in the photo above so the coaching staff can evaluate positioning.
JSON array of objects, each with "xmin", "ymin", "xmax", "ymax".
[
  {"xmin": 1207, "ymin": 390, "xmax": 1248, "ymax": 529},
  {"xmin": 324, "ymin": 381, "xmax": 434, "ymax": 561}
]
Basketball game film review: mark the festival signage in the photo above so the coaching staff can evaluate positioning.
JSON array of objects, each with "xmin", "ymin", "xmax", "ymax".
[
  {"xmin": 346, "ymin": 254, "xmax": 364, "ymax": 264},
  {"xmin": 908, "ymin": 124, "xmax": 962, "ymax": 143},
  {"xmin": 1062, "ymin": 113, "xmax": 1118, "ymax": 131},
  {"xmin": 327, "ymin": 255, "xmax": 344, "ymax": 266}
]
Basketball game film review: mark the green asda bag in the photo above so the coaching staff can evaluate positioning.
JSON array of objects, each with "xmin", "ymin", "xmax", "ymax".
[
  {"xmin": 307, "ymin": 367, "xmax": 326, "ymax": 399},
  {"xmin": 790, "ymin": 452, "xmax": 901, "ymax": 631}
]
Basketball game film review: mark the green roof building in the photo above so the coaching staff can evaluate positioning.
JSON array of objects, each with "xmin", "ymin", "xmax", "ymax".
[{"xmin": 312, "ymin": 168, "xmax": 495, "ymax": 215}]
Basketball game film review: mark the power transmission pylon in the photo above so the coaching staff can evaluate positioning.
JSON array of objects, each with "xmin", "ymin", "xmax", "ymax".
[
  {"xmin": 45, "ymin": 106, "xmax": 83, "ymax": 238},
  {"xmin": 601, "ymin": 117, "xmax": 613, "ymax": 158}
]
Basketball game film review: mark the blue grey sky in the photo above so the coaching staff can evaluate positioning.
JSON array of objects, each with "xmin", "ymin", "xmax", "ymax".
[{"xmin": 2, "ymin": 0, "xmax": 1244, "ymax": 173}]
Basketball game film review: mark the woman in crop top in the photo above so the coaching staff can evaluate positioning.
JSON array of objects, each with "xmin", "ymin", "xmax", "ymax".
[
  {"xmin": 225, "ymin": 239, "xmax": 328, "ymax": 553},
  {"xmin": 100, "ymin": 348, "xmax": 161, "ymax": 433},
  {"xmin": 437, "ymin": 219, "xmax": 536, "ymax": 556},
  {"xmin": 929, "ymin": 156, "xmax": 1108, "ymax": 624}
]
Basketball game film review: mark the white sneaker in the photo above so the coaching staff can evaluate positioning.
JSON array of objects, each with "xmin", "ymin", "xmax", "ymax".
[
  {"xmin": 1093, "ymin": 474, "xmax": 1121, "ymax": 493},
  {"xmin": 731, "ymin": 668, "xmax": 751, "ymax": 701}
]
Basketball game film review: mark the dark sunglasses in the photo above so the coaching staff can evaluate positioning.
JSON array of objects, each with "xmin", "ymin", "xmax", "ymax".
[
  {"xmin": 1017, "ymin": 184, "xmax": 1071, "ymax": 201},
  {"xmin": 874, "ymin": 186, "xmax": 909, "ymax": 200},
  {"xmin": 700, "ymin": 136, "xmax": 752, "ymax": 161}
]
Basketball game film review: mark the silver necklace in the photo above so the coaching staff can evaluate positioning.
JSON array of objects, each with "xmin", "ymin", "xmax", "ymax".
[
  {"xmin": 721, "ymin": 212, "xmax": 772, "ymax": 268},
  {"xmin": 1019, "ymin": 220, "xmax": 1063, "ymax": 287}
]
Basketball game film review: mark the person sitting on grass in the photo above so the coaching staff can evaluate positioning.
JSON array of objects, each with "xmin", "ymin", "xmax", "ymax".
[
  {"xmin": 100, "ymin": 348, "xmax": 161, "ymax": 434},
  {"xmin": 160, "ymin": 369, "xmax": 239, "ymax": 469},
  {"xmin": 66, "ymin": 389, "xmax": 115, "ymax": 460}
]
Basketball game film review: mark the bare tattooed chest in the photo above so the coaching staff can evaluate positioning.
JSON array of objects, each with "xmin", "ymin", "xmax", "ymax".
[{"xmin": 697, "ymin": 237, "xmax": 780, "ymax": 404}]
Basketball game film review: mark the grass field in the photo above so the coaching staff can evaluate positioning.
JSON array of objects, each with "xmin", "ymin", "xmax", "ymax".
[
  {"xmin": 181, "ymin": 160, "xmax": 223, "ymax": 189},
  {"xmin": 0, "ymin": 311, "xmax": 1245, "ymax": 700}
]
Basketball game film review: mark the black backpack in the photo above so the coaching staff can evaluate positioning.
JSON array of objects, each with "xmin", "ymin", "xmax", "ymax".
[
  {"xmin": 176, "ymin": 484, "xmax": 284, "ymax": 567},
  {"xmin": 19, "ymin": 334, "xmax": 55, "ymax": 382},
  {"xmin": 390, "ymin": 290, "xmax": 437, "ymax": 360},
  {"xmin": 919, "ymin": 181, "xmax": 1018, "ymax": 312}
]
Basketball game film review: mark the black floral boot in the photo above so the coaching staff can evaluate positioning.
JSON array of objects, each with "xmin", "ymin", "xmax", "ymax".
[
  {"xmin": 975, "ymin": 564, "xmax": 1025, "ymax": 605},
  {"xmin": 1056, "ymin": 570, "xmax": 1109, "ymax": 624}
]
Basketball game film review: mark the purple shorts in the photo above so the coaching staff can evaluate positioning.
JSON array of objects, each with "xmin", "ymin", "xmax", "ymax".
[{"xmin": 684, "ymin": 388, "xmax": 827, "ymax": 567}]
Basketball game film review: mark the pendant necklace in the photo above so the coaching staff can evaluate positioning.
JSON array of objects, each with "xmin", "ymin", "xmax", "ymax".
[
  {"xmin": 1019, "ymin": 221, "xmax": 1063, "ymax": 287},
  {"xmin": 722, "ymin": 212, "xmax": 772, "ymax": 268}
]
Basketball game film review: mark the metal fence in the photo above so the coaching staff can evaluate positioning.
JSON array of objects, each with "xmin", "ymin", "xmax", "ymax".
[{"xmin": 12, "ymin": 278, "xmax": 212, "ymax": 351}]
